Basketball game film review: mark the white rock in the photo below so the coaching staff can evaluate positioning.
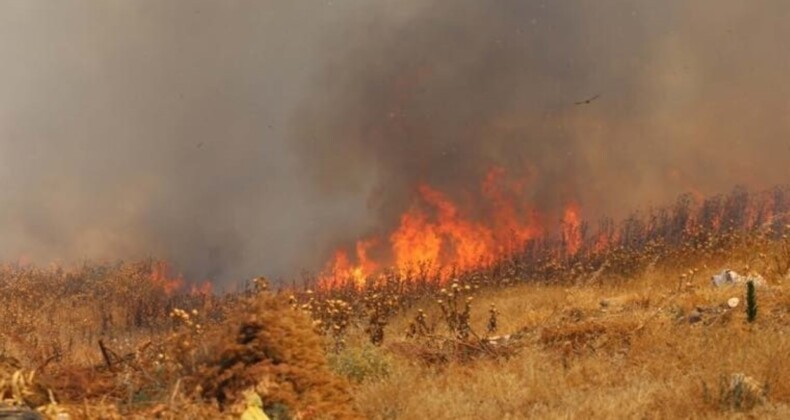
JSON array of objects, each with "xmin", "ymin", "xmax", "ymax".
[
  {"xmin": 727, "ymin": 297, "xmax": 740, "ymax": 308},
  {"xmin": 711, "ymin": 269, "xmax": 766, "ymax": 288}
]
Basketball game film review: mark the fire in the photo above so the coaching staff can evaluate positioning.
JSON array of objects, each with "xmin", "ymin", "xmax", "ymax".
[
  {"xmin": 320, "ymin": 239, "xmax": 380, "ymax": 288},
  {"xmin": 481, "ymin": 166, "xmax": 543, "ymax": 254},
  {"xmin": 562, "ymin": 202, "xmax": 582, "ymax": 255},
  {"xmin": 149, "ymin": 260, "xmax": 186, "ymax": 295},
  {"xmin": 356, "ymin": 239, "xmax": 380, "ymax": 278},
  {"xmin": 318, "ymin": 166, "xmax": 564, "ymax": 288},
  {"xmin": 149, "ymin": 261, "xmax": 214, "ymax": 296},
  {"xmin": 390, "ymin": 207, "xmax": 442, "ymax": 270},
  {"xmin": 416, "ymin": 184, "xmax": 495, "ymax": 271},
  {"xmin": 592, "ymin": 223, "xmax": 619, "ymax": 254},
  {"xmin": 190, "ymin": 280, "xmax": 213, "ymax": 296}
]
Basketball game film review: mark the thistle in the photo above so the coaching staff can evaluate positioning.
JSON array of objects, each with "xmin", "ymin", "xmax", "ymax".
[{"xmin": 487, "ymin": 304, "xmax": 499, "ymax": 335}]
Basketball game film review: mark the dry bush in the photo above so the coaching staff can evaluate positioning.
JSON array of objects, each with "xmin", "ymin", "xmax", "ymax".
[
  {"xmin": 193, "ymin": 289, "xmax": 361, "ymax": 419},
  {"xmin": 387, "ymin": 283, "xmax": 526, "ymax": 366},
  {"xmin": 0, "ymin": 269, "xmax": 360, "ymax": 419}
]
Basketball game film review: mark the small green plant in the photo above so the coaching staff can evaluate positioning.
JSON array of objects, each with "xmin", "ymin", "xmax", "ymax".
[
  {"xmin": 327, "ymin": 344, "xmax": 391, "ymax": 384},
  {"xmin": 746, "ymin": 280, "xmax": 758, "ymax": 323}
]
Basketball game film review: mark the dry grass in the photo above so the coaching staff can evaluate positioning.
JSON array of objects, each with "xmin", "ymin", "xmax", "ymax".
[
  {"xmin": 3, "ymin": 255, "xmax": 790, "ymax": 418},
  {"xmin": 344, "ymin": 262, "xmax": 790, "ymax": 419},
  {"xmin": 2, "ymin": 188, "xmax": 790, "ymax": 418},
  {"xmin": 0, "ymin": 266, "xmax": 359, "ymax": 419}
]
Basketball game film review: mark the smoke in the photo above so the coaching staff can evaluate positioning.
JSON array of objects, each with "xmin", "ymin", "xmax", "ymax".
[
  {"xmin": 0, "ymin": 1, "xmax": 345, "ymax": 282},
  {"xmin": 1, "ymin": 1, "xmax": 788, "ymax": 283},
  {"xmin": 293, "ymin": 0, "xmax": 790, "ymax": 250}
]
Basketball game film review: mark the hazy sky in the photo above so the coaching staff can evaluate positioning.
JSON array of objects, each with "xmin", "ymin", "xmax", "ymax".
[{"xmin": 1, "ymin": 1, "xmax": 788, "ymax": 284}]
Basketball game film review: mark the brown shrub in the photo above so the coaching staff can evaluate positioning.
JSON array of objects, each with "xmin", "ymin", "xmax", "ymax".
[{"xmin": 194, "ymin": 291, "xmax": 361, "ymax": 419}]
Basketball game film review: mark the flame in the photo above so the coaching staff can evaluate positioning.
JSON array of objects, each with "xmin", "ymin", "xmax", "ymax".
[
  {"xmin": 593, "ymin": 231, "xmax": 612, "ymax": 253},
  {"xmin": 356, "ymin": 239, "xmax": 380, "ymax": 278},
  {"xmin": 417, "ymin": 184, "xmax": 495, "ymax": 271},
  {"xmin": 190, "ymin": 280, "xmax": 213, "ymax": 296},
  {"xmin": 481, "ymin": 166, "xmax": 543, "ymax": 254},
  {"xmin": 149, "ymin": 260, "xmax": 186, "ymax": 295},
  {"xmin": 562, "ymin": 202, "xmax": 582, "ymax": 255},
  {"xmin": 319, "ymin": 238, "xmax": 380, "ymax": 288},
  {"xmin": 149, "ymin": 261, "xmax": 214, "ymax": 296},
  {"xmin": 318, "ymin": 166, "xmax": 554, "ymax": 287},
  {"xmin": 391, "ymin": 207, "xmax": 442, "ymax": 270}
]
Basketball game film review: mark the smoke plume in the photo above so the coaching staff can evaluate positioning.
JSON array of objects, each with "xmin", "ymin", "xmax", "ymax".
[
  {"xmin": 293, "ymin": 0, "xmax": 790, "ymax": 259},
  {"xmin": 1, "ymin": 1, "xmax": 788, "ymax": 284}
]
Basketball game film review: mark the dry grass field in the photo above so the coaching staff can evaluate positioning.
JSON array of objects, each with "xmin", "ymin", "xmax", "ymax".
[
  {"xmin": 3, "ymin": 2, "xmax": 790, "ymax": 419},
  {"xmin": 2, "ymin": 189, "xmax": 790, "ymax": 419},
  {"xmin": 343, "ymin": 265, "xmax": 790, "ymax": 419}
]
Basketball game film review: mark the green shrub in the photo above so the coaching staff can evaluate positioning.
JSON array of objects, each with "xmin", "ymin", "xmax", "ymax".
[{"xmin": 328, "ymin": 344, "xmax": 392, "ymax": 384}]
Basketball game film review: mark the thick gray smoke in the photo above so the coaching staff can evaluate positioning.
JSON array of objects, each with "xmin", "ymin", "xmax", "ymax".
[
  {"xmin": 1, "ymin": 1, "xmax": 789, "ymax": 283},
  {"xmin": 294, "ymin": 0, "xmax": 790, "ymax": 252},
  {"xmin": 0, "ymin": 1, "xmax": 351, "ymax": 282}
]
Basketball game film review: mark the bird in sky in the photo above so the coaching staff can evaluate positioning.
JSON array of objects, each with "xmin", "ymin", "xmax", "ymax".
[{"xmin": 574, "ymin": 94, "xmax": 601, "ymax": 106}]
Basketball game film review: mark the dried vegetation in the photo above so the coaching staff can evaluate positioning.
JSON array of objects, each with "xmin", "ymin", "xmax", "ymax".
[{"xmin": 2, "ymin": 187, "xmax": 790, "ymax": 418}]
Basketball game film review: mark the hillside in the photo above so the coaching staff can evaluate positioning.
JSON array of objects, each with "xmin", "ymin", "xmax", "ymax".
[
  {"xmin": 340, "ymin": 261, "xmax": 790, "ymax": 419},
  {"xmin": 2, "ymin": 191, "xmax": 790, "ymax": 419}
]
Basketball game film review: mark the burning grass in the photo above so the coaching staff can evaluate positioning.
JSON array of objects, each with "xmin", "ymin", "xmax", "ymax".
[{"xmin": 2, "ymin": 187, "xmax": 790, "ymax": 418}]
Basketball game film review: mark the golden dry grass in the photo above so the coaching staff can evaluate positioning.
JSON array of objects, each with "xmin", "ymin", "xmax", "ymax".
[
  {"xmin": 3, "ymin": 187, "xmax": 790, "ymax": 418},
  {"xmin": 0, "ymin": 266, "xmax": 359, "ymax": 419},
  {"xmin": 343, "ymin": 263, "xmax": 790, "ymax": 419},
  {"xmin": 3, "ymin": 248, "xmax": 790, "ymax": 419},
  {"xmin": 2, "ymin": 248, "xmax": 789, "ymax": 419}
]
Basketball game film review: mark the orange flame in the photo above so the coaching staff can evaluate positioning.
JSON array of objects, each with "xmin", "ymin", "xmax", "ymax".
[
  {"xmin": 149, "ymin": 261, "xmax": 186, "ymax": 295},
  {"xmin": 318, "ymin": 166, "xmax": 556, "ymax": 287},
  {"xmin": 189, "ymin": 280, "xmax": 213, "ymax": 296},
  {"xmin": 391, "ymin": 207, "xmax": 442, "ymax": 270},
  {"xmin": 562, "ymin": 202, "xmax": 582, "ymax": 255},
  {"xmin": 417, "ymin": 184, "xmax": 495, "ymax": 271},
  {"xmin": 319, "ymin": 238, "xmax": 380, "ymax": 288},
  {"xmin": 481, "ymin": 166, "xmax": 542, "ymax": 254},
  {"xmin": 593, "ymin": 229, "xmax": 620, "ymax": 253}
]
